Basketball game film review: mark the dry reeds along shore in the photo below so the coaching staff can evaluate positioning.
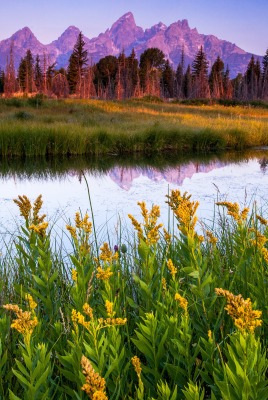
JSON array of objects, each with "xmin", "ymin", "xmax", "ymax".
[
  {"xmin": 1, "ymin": 190, "xmax": 268, "ymax": 398},
  {"xmin": 0, "ymin": 97, "xmax": 268, "ymax": 157}
]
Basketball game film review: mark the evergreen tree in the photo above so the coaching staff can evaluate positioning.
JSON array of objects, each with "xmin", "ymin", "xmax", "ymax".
[
  {"xmin": 175, "ymin": 46, "xmax": 185, "ymax": 98},
  {"xmin": 192, "ymin": 46, "xmax": 210, "ymax": 98},
  {"xmin": 67, "ymin": 32, "xmax": 88, "ymax": 95},
  {"xmin": 46, "ymin": 62, "xmax": 56, "ymax": 93},
  {"xmin": 223, "ymin": 66, "xmax": 233, "ymax": 99},
  {"xmin": 4, "ymin": 43, "xmax": 16, "ymax": 97},
  {"xmin": 34, "ymin": 55, "xmax": 43, "ymax": 92},
  {"xmin": 209, "ymin": 56, "xmax": 224, "ymax": 98},
  {"xmin": 0, "ymin": 68, "xmax": 4, "ymax": 94},
  {"xmin": 162, "ymin": 60, "xmax": 174, "ymax": 98},
  {"xmin": 18, "ymin": 49, "xmax": 35, "ymax": 93},
  {"xmin": 183, "ymin": 65, "xmax": 192, "ymax": 98},
  {"xmin": 262, "ymin": 49, "xmax": 268, "ymax": 99},
  {"xmin": 245, "ymin": 55, "xmax": 258, "ymax": 100},
  {"xmin": 127, "ymin": 49, "xmax": 139, "ymax": 98}
]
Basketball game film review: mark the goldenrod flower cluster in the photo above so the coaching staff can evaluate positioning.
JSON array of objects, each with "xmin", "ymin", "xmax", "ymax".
[
  {"xmin": 206, "ymin": 230, "xmax": 218, "ymax": 245},
  {"xmin": 261, "ymin": 247, "xmax": 268, "ymax": 263},
  {"xmin": 83, "ymin": 303, "xmax": 94, "ymax": 319},
  {"xmin": 163, "ymin": 228, "xmax": 172, "ymax": 244},
  {"xmin": 131, "ymin": 356, "xmax": 142, "ymax": 378},
  {"xmin": 215, "ymin": 288, "xmax": 262, "ymax": 333},
  {"xmin": 96, "ymin": 267, "xmax": 113, "ymax": 281},
  {"xmin": 32, "ymin": 194, "xmax": 46, "ymax": 223},
  {"xmin": 3, "ymin": 295, "xmax": 38, "ymax": 341},
  {"xmin": 72, "ymin": 301, "xmax": 126, "ymax": 333},
  {"xmin": 25, "ymin": 294, "xmax": 37, "ymax": 310},
  {"xmin": 128, "ymin": 201, "xmax": 163, "ymax": 246},
  {"xmin": 250, "ymin": 230, "xmax": 267, "ymax": 248},
  {"xmin": 105, "ymin": 300, "xmax": 115, "ymax": 318},
  {"xmin": 29, "ymin": 221, "xmax": 49, "ymax": 237},
  {"xmin": 75, "ymin": 212, "xmax": 92, "ymax": 233},
  {"xmin": 66, "ymin": 224, "xmax": 77, "ymax": 239},
  {"xmin": 71, "ymin": 268, "xmax": 78, "ymax": 282},
  {"xmin": 14, "ymin": 195, "xmax": 31, "ymax": 220},
  {"xmin": 162, "ymin": 277, "xmax": 167, "ymax": 291},
  {"xmin": 167, "ymin": 259, "xmax": 177, "ymax": 278},
  {"xmin": 66, "ymin": 212, "xmax": 92, "ymax": 256},
  {"xmin": 81, "ymin": 355, "xmax": 108, "ymax": 399},
  {"xmin": 166, "ymin": 190, "xmax": 199, "ymax": 236},
  {"xmin": 98, "ymin": 317, "xmax": 127, "ymax": 327},
  {"xmin": 174, "ymin": 293, "xmax": 188, "ymax": 311},
  {"xmin": 71, "ymin": 309, "xmax": 91, "ymax": 330},
  {"xmin": 14, "ymin": 194, "xmax": 46, "ymax": 226},
  {"xmin": 99, "ymin": 243, "xmax": 118, "ymax": 264},
  {"xmin": 256, "ymin": 215, "xmax": 268, "ymax": 226},
  {"xmin": 216, "ymin": 201, "xmax": 249, "ymax": 224}
]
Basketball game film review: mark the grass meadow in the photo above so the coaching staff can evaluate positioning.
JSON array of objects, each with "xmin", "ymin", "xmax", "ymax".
[
  {"xmin": 0, "ymin": 97, "xmax": 268, "ymax": 156},
  {"xmin": 1, "ymin": 191, "xmax": 268, "ymax": 399}
]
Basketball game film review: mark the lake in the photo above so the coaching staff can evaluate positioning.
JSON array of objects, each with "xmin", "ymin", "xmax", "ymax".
[{"xmin": 1, "ymin": 150, "xmax": 268, "ymax": 249}]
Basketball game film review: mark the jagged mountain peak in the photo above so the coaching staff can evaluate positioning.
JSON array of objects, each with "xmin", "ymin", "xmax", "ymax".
[
  {"xmin": 0, "ymin": 13, "xmax": 262, "ymax": 77},
  {"xmin": 109, "ymin": 12, "xmax": 144, "ymax": 50},
  {"xmin": 51, "ymin": 26, "xmax": 81, "ymax": 52},
  {"xmin": 11, "ymin": 27, "xmax": 39, "ymax": 43}
]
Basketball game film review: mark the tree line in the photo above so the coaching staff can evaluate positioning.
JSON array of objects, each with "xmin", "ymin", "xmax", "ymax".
[{"xmin": 0, "ymin": 32, "xmax": 268, "ymax": 101}]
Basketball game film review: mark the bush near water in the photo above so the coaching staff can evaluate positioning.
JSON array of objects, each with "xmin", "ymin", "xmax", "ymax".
[{"xmin": 1, "ymin": 191, "xmax": 268, "ymax": 399}]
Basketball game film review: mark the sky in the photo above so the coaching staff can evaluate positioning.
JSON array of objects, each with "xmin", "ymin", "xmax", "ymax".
[{"xmin": 1, "ymin": 0, "xmax": 268, "ymax": 56}]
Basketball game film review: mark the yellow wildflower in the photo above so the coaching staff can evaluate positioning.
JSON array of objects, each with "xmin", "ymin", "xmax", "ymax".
[
  {"xmin": 129, "ymin": 202, "xmax": 163, "ymax": 246},
  {"xmin": 13, "ymin": 195, "xmax": 32, "ymax": 220},
  {"xmin": 163, "ymin": 228, "xmax": 171, "ymax": 243},
  {"xmin": 215, "ymin": 288, "xmax": 262, "ymax": 333},
  {"xmin": 166, "ymin": 190, "xmax": 199, "ymax": 236},
  {"xmin": 174, "ymin": 293, "xmax": 188, "ymax": 311},
  {"xmin": 216, "ymin": 202, "xmax": 249, "ymax": 224},
  {"xmin": 66, "ymin": 224, "xmax": 77, "ymax": 239},
  {"xmin": 167, "ymin": 259, "xmax": 177, "ymax": 278},
  {"xmin": 25, "ymin": 294, "xmax": 37, "ymax": 310},
  {"xmin": 96, "ymin": 267, "xmax": 113, "ymax": 281},
  {"xmin": 92, "ymin": 392, "xmax": 108, "ymax": 400},
  {"xmin": 131, "ymin": 355, "xmax": 142, "ymax": 378},
  {"xmin": 99, "ymin": 317, "xmax": 127, "ymax": 327},
  {"xmin": 197, "ymin": 234, "xmax": 204, "ymax": 243},
  {"xmin": 3, "ymin": 302, "xmax": 38, "ymax": 341},
  {"xmin": 262, "ymin": 247, "xmax": 268, "ymax": 263},
  {"xmin": 81, "ymin": 355, "xmax": 107, "ymax": 399},
  {"xmin": 256, "ymin": 215, "xmax": 268, "ymax": 226},
  {"xmin": 29, "ymin": 221, "xmax": 48, "ymax": 237},
  {"xmin": 162, "ymin": 277, "xmax": 167, "ymax": 291},
  {"xmin": 208, "ymin": 330, "xmax": 212, "ymax": 339},
  {"xmin": 250, "ymin": 230, "xmax": 267, "ymax": 248},
  {"xmin": 83, "ymin": 303, "xmax": 94, "ymax": 319},
  {"xmin": 71, "ymin": 309, "xmax": 90, "ymax": 330},
  {"xmin": 100, "ymin": 243, "xmax": 117, "ymax": 263},
  {"xmin": 206, "ymin": 230, "xmax": 218, "ymax": 245},
  {"xmin": 33, "ymin": 194, "xmax": 46, "ymax": 223},
  {"xmin": 71, "ymin": 268, "xmax": 78, "ymax": 282},
  {"xmin": 105, "ymin": 300, "xmax": 115, "ymax": 318}
]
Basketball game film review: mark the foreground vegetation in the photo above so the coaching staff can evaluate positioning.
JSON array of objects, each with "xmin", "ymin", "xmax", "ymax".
[
  {"xmin": 0, "ymin": 97, "xmax": 268, "ymax": 157},
  {"xmin": 1, "ymin": 190, "xmax": 268, "ymax": 399}
]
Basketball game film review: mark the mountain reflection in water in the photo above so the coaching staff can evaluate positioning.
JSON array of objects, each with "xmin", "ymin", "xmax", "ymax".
[{"xmin": 1, "ymin": 150, "xmax": 268, "ymax": 246}]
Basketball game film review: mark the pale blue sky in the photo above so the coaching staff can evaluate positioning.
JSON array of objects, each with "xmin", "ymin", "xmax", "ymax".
[{"xmin": 1, "ymin": 0, "xmax": 267, "ymax": 55}]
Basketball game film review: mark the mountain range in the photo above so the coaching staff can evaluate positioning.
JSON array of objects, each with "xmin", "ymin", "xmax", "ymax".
[{"xmin": 0, "ymin": 12, "xmax": 262, "ymax": 78}]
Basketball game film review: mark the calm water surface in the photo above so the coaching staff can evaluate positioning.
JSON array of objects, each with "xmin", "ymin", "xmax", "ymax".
[{"xmin": 1, "ymin": 151, "xmax": 268, "ymax": 247}]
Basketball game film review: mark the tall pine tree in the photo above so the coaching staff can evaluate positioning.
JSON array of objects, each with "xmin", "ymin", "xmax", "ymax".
[
  {"xmin": 192, "ymin": 46, "xmax": 210, "ymax": 98},
  {"xmin": 67, "ymin": 32, "xmax": 88, "ymax": 95}
]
